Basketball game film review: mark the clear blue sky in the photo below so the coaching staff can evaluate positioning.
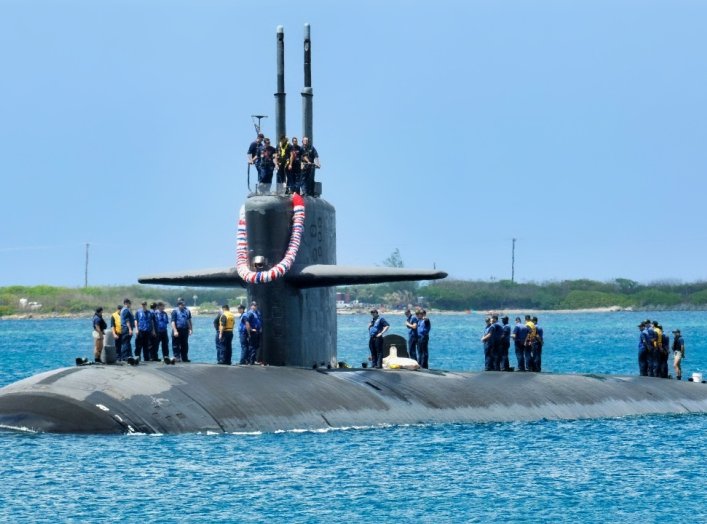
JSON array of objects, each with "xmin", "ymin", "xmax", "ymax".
[{"xmin": 1, "ymin": 0, "xmax": 706, "ymax": 287}]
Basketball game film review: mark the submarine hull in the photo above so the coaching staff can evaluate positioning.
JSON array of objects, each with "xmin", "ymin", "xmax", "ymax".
[{"xmin": 1, "ymin": 364, "xmax": 706, "ymax": 434}]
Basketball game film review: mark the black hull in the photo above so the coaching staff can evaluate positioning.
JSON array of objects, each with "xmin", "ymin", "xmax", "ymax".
[{"xmin": 1, "ymin": 364, "xmax": 706, "ymax": 434}]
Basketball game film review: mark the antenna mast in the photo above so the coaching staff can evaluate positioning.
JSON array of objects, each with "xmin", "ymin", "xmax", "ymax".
[{"xmin": 251, "ymin": 114, "xmax": 267, "ymax": 135}]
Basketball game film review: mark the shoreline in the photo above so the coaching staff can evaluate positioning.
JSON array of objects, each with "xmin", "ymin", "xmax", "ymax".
[{"xmin": 0, "ymin": 305, "xmax": 692, "ymax": 321}]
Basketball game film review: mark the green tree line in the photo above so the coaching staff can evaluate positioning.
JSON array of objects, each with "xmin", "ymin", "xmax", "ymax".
[
  {"xmin": 0, "ymin": 285, "xmax": 247, "ymax": 316},
  {"xmin": 3, "ymin": 278, "xmax": 707, "ymax": 316},
  {"xmin": 340, "ymin": 277, "xmax": 707, "ymax": 311}
]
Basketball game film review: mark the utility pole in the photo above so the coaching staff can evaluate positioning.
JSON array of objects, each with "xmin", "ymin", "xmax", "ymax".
[
  {"xmin": 511, "ymin": 238, "xmax": 516, "ymax": 284},
  {"xmin": 84, "ymin": 243, "xmax": 89, "ymax": 288}
]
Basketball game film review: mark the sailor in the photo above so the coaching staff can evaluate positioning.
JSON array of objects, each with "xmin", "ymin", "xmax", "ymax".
[
  {"xmin": 171, "ymin": 299, "xmax": 193, "ymax": 362},
  {"xmin": 660, "ymin": 327, "xmax": 670, "ymax": 378},
  {"xmin": 511, "ymin": 317, "xmax": 529, "ymax": 371},
  {"xmin": 92, "ymin": 307, "xmax": 107, "ymax": 363},
  {"xmin": 524, "ymin": 315, "xmax": 537, "ymax": 371},
  {"xmin": 275, "ymin": 135, "xmax": 291, "ymax": 194},
  {"xmin": 532, "ymin": 316, "xmax": 544, "ymax": 372},
  {"xmin": 148, "ymin": 302, "xmax": 159, "ymax": 360},
  {"xmin": 214, "ymin": 306, "xmax": 224, "ymax": 364},
  {"xmin": 643, "ymin": 320, "xmax": 657, "ymax": 377},
  {"xmin": 653, "ymin": 321, "xmax": 667, "ymax": 378},
  {"xmin": 299, "ymin": 136, "xmax": 320, "ymax": 196},
  {"xmin": 245, "ymin": 301, "xmax": 263, "ymax": 365},
  {"xmin": 404, "ymin": 308, "xmax": 419, "ymax": 362},
  {"xmin": 286, "ymin": 136, "xmax": 302, "ymax": 194},
  {"xmin": 484, "ymin": 314, "xmax": 503, "ymax": 371},
  {"xmin": 481, "ymin": 317, "xmax": 494, "ymax": 371},
  {"xmin": 247, "ymin": 133, "xmax": 264, "ymax": 181},
  {"xmin": 500, "ymin": 316, "xmax": 511, "ymax": 371},
  {"xmin": 236, "ymin": 304, "xmax": 249, "ymax": 365},
  {"xmin": 218, "ymin": 304, "xmax": 235, "ymax": 366},
  {"xmin": 134, "ymin": 301, "xmax": 155, "ymax": 361},
  {"xmin": 154, "ymin": 302, "xmax": 171, "ymax": 359},
  {"xmin": 637, "ymin": 322, "xmax": 650, "ymax": 376},
  {"xmin": 416, "ymin": 309, "xmax": 431, "ymax": 369},
  {"xmin": 651, "ymin": 320, "xmax": 663, "ymax": 377},
  {"xmin": 258, "ymin": 137, "xmax": 276, "ymax": 193},
  {"xmin": 672, "ymin": 329, "xmax": 685, "ymax": 380},
  {"xmin": 119, "ymin": 299, "xmax": 135, "ymax": 362},
  {"xmin": 110, "ymin": 305, "xmax": 123, "ymax": 360},
  {"xmin": 368, "ymin": 309, "xmax": 389, "ymax": 369}
]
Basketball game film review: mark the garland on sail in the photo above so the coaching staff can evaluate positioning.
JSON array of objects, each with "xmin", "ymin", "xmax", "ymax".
[{"xmin": 236, "ymin": 193, "xmax": 305, "ymax": 284}]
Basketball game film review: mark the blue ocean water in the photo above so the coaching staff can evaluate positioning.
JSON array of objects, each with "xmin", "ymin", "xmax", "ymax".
[{"xmin": 1, "ymin": 311, "xmax": 706, "ymax": 522}]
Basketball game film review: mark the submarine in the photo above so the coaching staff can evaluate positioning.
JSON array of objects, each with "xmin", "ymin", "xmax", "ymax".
[{"xmin": 1, "ymin": 25, "xmax": 706, "ymax": 434}]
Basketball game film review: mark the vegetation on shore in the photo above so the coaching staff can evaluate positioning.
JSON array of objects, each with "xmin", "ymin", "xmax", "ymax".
[
  {"xmin": 2, "ymin": 277, "xmax": 707, "ymax": 317},
  {"xmin": 0, "ymin": 285, "xmax": 246, "ymax": 317}
]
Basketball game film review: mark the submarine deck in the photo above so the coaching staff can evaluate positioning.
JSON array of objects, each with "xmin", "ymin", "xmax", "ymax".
[{"xmin": 0, "ymin": 364, "xmax": 706, "ymax": 434}]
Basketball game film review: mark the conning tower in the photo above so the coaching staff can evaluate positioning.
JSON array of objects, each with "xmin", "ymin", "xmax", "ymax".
[{"xmin": 139, "ymin": 25, "xmax": 446, "ymax": 367}]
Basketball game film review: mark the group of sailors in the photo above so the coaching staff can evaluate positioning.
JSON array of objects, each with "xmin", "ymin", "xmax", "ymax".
[
  {"xmin": 404, "ymin": 308, "xmax": 432, "ymax": 369},
  {"xmin": 247, "ymin": 134, "xmax": 320, "ymax": 196},
  {"xmin": 92, "ymin": 299, "xmax": 265, "ymax": 366},
  {"xmin": 481, "ymin": 315, "xmax": 544, "ymax": 372},
  {"xmin": 212, "ymin": 302, "xmax": 263, "ymax": 366},
  {"xmin": 638, "ymin": 319, "xmax": 685, "ymax": 380},
  {"xmin": 367, "ymin": 308, "xmax": 432, "ymax": 369},
  {"xmin": 92, "ymin": 298, "xmax": 194, "ymax": 363}
]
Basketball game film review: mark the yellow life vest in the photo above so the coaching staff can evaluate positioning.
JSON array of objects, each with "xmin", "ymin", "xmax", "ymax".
[
  {"xmin": 654, "ymin": 327, "xmax": 663, "ymax": 349},
  {"xmin": 525, "ymin": 321, "xmax": 536, "ymax": 343},
  {"xmin": 221, "ymin": 310, "xmax": 236, "ymax": 331},
  {"xmin": 112, "ymin": 311, "xmax": 122, "ymax": 335}
]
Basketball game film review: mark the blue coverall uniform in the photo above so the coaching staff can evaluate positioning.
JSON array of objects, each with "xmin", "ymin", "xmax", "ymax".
[
  {"xmin": 406, "ymin": 313, "xmax": 418, "ymax": 362},
  {"xmin": 134, "ymin": 308, "xmax": 153, "ymax": 360},
  {"xmin": 368, "ymin": 315, "xmax": 389, "ymax": 369},
  {"xmin": 416, "ymin": 316, "xmax": 431, "ymax": 369},
  {"xmin": 119, "ymin": 306, "xmax": 135, "ymax": 361}
]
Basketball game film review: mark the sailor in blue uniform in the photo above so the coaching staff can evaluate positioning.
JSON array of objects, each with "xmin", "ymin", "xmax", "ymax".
[
  {"xmin": 404, "ymin": 308, "xmax": 418, "ymax": 362},
  {"xmin": 532, "ymin": 316, "xmax": 544, "ymax": 372},
  {"xmin": 512, "ymin": 317, "xmax": 529, "ymax": 371},
  {"xmin": 659, "ymin": 326, "xmax": 669, "ymax": 378},
  {"xmin": 672, "ymin": 329, "xmax": 685, "ymax": 380},
  {"xmin": 134, "ymin": 301, "xmax": 154, "ymax": 361},
  {"xmin": 119, "ymin": 299, "xmax": 134, "ymax": 361},
  {"xmin": 245, "ymin": 302, "xmax": 262, "ymax": 365},
  {"xmin": 154, "ymin": 302, "xmax": 171, "ymax": 359},
  {"xmin": 214, "ymin": 307, "xmax": 224, "ymax": 364},
  {"xmin": 258, "ymin": 138, "xmax": 276, "ymax": 192},
  {"xmin": 416, "ymin": 310, "xmax": 431, "ymax": 369},
  {"xmin": 368, "ymin": 309, "xmax": 389, "ymax": 369},
  {"xmin": 481, "ymin": 317, "xmax": 494, "ymax": 371},
  {"xmin": 147, "ymin": 302, "xmax": 158, "ymax": 360},
  {"xmin": 643, "ymin": 320, "xmax": 657, "ymax": 377},
  {"xmin": 637, "ymin": 322, "xmax": 649, "ymax": 376},
  {"xmin": 236, "ymin": 305, "xmax": 249, "ymax": 365},
  {"xmin": 299, "ymin": 136, "xmax": 320, "ymax": 196},
  {"xmin": 91, "ymin": 307, "xmax": 107, "ymax": 363},
  {"xmin": 247, "ymin": 133, "xmax": 264, "ymax": 181},
  {"xmin": 490, "ymin": 315, "xmax": 503, "ymax": 371},
  {"xmin": 171, "ymin": 299, "xmax": 193, "ymax": 362},
  {"xmin": 286, "ymin": 137, "xmax": 302, "ymax": 194},
  {"xmin": 501, "ymin": 316, "xmax": 511, "ymax": 371}
]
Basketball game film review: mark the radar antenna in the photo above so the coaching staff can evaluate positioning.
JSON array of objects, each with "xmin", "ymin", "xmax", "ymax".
[{"xmin": 251, "ymin": 114, "xmax": 268, "ymax": 135}]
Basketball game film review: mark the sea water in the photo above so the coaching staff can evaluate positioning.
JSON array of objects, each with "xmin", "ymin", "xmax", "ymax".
[{"xmin": 1, "ymin": 311, "xmax": 706, "ymax": 522}]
